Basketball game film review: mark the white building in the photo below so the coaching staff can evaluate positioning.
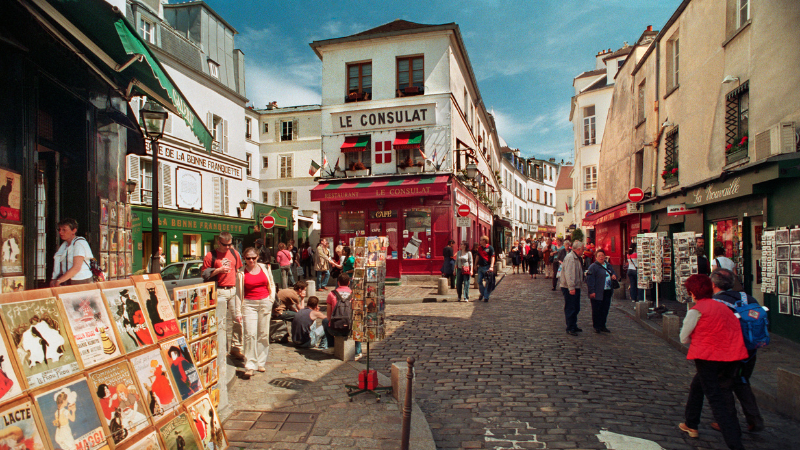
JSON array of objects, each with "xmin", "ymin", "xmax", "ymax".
[
  {"xmin": 555, "ymin": 163, "xmax": 574, "ymax": 238},
  {"xmin": 526, "ymin": 157, "xmax": 558, "ymax": 239}
]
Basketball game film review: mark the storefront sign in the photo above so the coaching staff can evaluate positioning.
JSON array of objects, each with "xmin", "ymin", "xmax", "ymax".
[
  {"xmin": 332, "ymin": 103, "xmax": 436, "ymax": 133},
  {"xmin": 369, "ymin": 210, "xmax": 398, "ymax": 219},
  {"xmin": 454, "ymin": 190, "xmax": 477, "ymax": 215},
  {"xmin": 687, "ymin": 176, "xmax": 756, "ymax": 208},
  {"xmin": 478, "ymin": 208, "xmax": 493, "ymax": 226},
  {"xmin": 175, "ymin": 168, "xmax": 202, "ymax": 209},
  {"xmin": 456, "ymin": 217, "xmax": 470, "ymax": 227},
  {"xmin": 626, "ymin": 203, "xmax": 642, "ymax": 214},
  {"xmin": 133, "ymin": 207, "xmax": 249, "ymax": 233},
  {"xmin": 155, "ymin": 144, "xmax": 243, "ymax": 180},
  {"xmin": 667, "ymin": 203, "xmax": 697, "ymax": 216}
]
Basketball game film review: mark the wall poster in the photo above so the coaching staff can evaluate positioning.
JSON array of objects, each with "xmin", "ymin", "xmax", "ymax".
[
  {"xmin": 129, "ymin": 349, "xmax": 179, "ymax": 418},
  {"xmin": 158, "ymin": 413, "xmax": 200, "ymax": 450},
  {"xmin": 132, "ymin": 277, "xmax": 180, "ymax": 341},
  {"xmin": 34, "ymin": 377, "xmax": 109, "ymax": 450},
  {"xmin": 87, "ymin": 361, "xmax": 150, "ymax": 446},
  {"xmin": 186, "ymin": 393, "xmax": 226, "ymax": 450},
  {"xmin": 54, "ymin": 288, "xmax": 122, "ymax": 368},
  {"xmin": 101, "ymin": 285, "xmax": 156, "ymax": 353},
  {"xmin": 0, "ymin": 400, "xmax": 45, "ymax": 450},
  {"xmin": 0, "ymin": 169, "xmax": 21, "ymax": 222},
  {"xmin": 160, "ymin": 337, "xmax": 202, "ymax": 402},
  {"xmin": 1, "ymin": 224, "xmax": 23, "ymax": 275}
]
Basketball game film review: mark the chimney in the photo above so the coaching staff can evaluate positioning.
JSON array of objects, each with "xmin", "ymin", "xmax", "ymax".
[
  {"xmin": 646, "ymin": 25, "xmax": 652, "ymax": 32},
  {"xmin": 266, "ymin": 101, "xmax": 278, "ymax": 110}
]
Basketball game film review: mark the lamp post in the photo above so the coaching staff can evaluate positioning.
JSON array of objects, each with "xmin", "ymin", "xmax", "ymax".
[
  {"xmin": 126, "ymin": 179, "xmax": 138, "ymax": 199},
  {"xmin": 238, "ymin": 200, "xmax": 248, "ymax": 217},
  {"xmin": 140, "ymin": 100, "xmax": 168, "ymax": 274},
  {"xmin": 465, "ymin": 162, "xmax": 478, "ymax": 180}
]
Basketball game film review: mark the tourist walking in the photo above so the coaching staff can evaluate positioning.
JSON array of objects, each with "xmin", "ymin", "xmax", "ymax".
[
  {"xmin": 475, "ymin": 236, "xmax": 496, "ymax": 302},
  {"xmin": 586, "ymin": 249, "xmax": 617, "ymax": 333},
  {"xmin": 441, "ymin": 240, "xmax": 456, "ymax": 289},
  {"xmin": 455, "ymin": 241, "xmax": 473, "ymax": 302},
  {"xmin": 510, "ymin": 241, "xmax": 520, "ymax": 274},
  {"xmin": 201, "ymin": 232, "xmax": 244, "ymax": 360},
  {"xmin": 276, "ymin": 242, "xmax": 294, "ymax": 289},
  {"xmin": 626, "ymin": 243, "xmax": 639, "ymax": 302},
  {"xmin": 559, "ymin": 240, "xmax": 584, "ymax": 335},
  {"xmin": 235, "ymin": 247, "xmax": 276, "ymax": 378},
  {"xmin": 527, "ymin": 241, "xmax": 540, "ymax": 279}
]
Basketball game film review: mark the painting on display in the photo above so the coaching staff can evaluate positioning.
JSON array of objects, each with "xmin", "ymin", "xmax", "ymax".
[
  {"xmin": 117, "ymin": 203, "xmax": 125, "ymax": 229},
  {"xmin": 101, "ymin": 285, "xmax": 156, "ymax": 353},
  {"xmin": 0, "ymin": 297, "xmax": 80, "ymax": 389},
  {"xmin": 129, "ymin": 349, "xmax": 179, "ymax": 418},
  {"xmin": 124, "ymin": 431, "xmax": 160, "ymax": 450},
  {"xmin": 87, "ymin": 362, "xmax": 150, "ymax": 445},
  {"xmin": 1, "ymin": 224, "xmax": 23, "ymax": 274},
  {"xmin": 160, "ymin": 337, "xmax": 202, "ymax": 402},
  {"xmin": 108, "ymin": 202, "xmax": 117, "ymax": 231},
  {"xmin": 1, "ymin": 277, "xmax": 25, "ymax": 293},
  {"xmin": 186, "ymin": 393, "xmax": 226, "ymax": 450},
  {"xmin": 0, "ymin": 401, "xmax": 45, "ymax": 450},
  {"xmin": 133, "ymin": 279, "xmax": 180, "ymax": 340},
  {"xmin": 158, "ymin": 413, "xmax": 200, "ymax": 450},
  {"xmin": 100, "ymin": 199, "xmax": 109, "ymax": 226},
  {"xmin": 0, "ymin": 169, "xmax": 21, "ymax": 222},
  {"xmin": 55, "ymin": 289, "xmax": 122, "ymax": 367},
  {"xmin": 34, "ymin": 378, "xmax": 109, "ymax": 450},
  {"xmin": 0, "ymin": 329, "xmax": 24, "ymax": 403}
]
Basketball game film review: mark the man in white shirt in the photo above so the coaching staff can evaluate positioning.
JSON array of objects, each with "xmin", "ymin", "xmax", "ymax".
[
  {"xmin": 710, "ymin": 245, "xmax": 736, "ymax": 271},
  {"xmin": 51, "ymin": 218, "xmax": 94, "ymax": 286}
]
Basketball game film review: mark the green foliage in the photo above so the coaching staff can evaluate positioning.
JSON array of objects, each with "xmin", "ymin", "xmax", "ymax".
[{"xmin": 571, "ymin": 228, "xmax": 584, "ymax": 242}]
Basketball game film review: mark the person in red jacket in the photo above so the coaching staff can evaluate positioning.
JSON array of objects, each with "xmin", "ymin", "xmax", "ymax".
[{"xmin": 678, "ymin": 274, "xmax": 748, "ymax": 450}]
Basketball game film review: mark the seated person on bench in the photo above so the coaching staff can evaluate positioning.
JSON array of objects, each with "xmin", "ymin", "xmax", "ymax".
[
  {"xmin": 292, "ymin": 296, "xmax": 327, "ymax": 349},
  {"xmin": 271, "ymin": 280, "xmax": 307, "ymax": 342}
]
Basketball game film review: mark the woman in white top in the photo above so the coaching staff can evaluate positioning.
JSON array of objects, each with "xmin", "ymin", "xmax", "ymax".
[
  {"xmin": 455, "ymin": 241, "xmax": 474, "ymax": 302},
  {"xmin": 51, "ymin": 218, "xmax": 94, "ymax": 286}
]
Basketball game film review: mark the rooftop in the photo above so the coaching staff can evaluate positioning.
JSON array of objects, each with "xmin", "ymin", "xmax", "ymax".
[{"xmin": 555, "ymin": 165, "xmax": 574, "ymax": 190}]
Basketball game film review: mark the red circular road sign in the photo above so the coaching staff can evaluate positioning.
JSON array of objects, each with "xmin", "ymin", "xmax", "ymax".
[
  {"xmin": 628, "ymin": 188, "xmax": 645, "ymax": 203},
  {"xmin": 261, "ymin": 215, "xmax": 275, "ymax": 229},
  {"xmin": 457, "ymin": 204, "xmax": 471, "ymax": 217}
]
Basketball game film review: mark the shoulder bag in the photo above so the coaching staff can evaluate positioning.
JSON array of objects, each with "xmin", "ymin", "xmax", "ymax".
[{"xmin": 601, "ymin": 264, "xmax": 620, "ymax": 289}]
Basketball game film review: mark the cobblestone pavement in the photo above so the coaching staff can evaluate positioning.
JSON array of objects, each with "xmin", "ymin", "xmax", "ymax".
[{"xmin": 368, "ymin": 273, "xmax": 800, "ymax": 450}]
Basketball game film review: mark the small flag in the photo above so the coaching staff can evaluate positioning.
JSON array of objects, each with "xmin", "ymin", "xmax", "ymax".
[
  {"xmin": 565, "ymin": 201, "xmax": 569, "ymax": 213},
  {"xmin": 334, "ymin": 157, "xmax": 340, "ymax": 170},
  {"xmin": 309, "ymin": 160, "xmax": 321, "ymax": 176}
]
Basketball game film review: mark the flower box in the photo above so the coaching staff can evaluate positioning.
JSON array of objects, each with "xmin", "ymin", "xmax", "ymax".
[
  {"xmin": 398, "ymin": 165, "xmax": 423, "ymax": 174},
  {"xmin": 346, "ymin": 169, "xmax": 369, "ymax": 177},
  {"xmin": 726, "ymin": 147, "xmax": 748, "ymax": 164}
]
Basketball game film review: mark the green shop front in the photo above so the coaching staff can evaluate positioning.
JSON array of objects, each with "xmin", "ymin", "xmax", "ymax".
[{"xmin": 131, "ymin": 206, "xmax": 255, "ymax": 272}]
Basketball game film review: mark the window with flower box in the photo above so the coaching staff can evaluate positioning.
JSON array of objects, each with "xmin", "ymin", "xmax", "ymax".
[
  {"xmin": 397, "ymin": 56, "xmax": 424, "ymax": 97},
  {"xmin": 725, "ymin": 81, "xmax": 749, "ymax": 164},
  {"xmin": 346, "ymin": 62, "xmax": 372, "ymax": 102},
  {"xmin": 663, "ymin": 128, "xmax": 679, "ymax": 185}
]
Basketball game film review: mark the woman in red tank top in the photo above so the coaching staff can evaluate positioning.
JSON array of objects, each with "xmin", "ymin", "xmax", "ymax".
[{"xmin": 235, "ymin": 247, "xmax": 276, "ymax": 378}]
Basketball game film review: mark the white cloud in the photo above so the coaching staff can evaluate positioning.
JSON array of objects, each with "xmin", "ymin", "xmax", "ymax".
[
  {"xmin": 245, "ymin": 65, "xmax": 321, "ymax": 108},
  {"xmin": 493, "ymin": 104, "xmax": 572, "ymax": 146}
]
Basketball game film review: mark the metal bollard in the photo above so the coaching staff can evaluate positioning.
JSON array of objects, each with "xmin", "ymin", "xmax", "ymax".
[{"xmin": 400, "ymin": 356, "xmax": 415, "ymax": 450}]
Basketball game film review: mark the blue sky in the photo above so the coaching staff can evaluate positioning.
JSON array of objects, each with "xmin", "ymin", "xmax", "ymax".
[{"xmin": 203, "ymin": 0, "xmax": 682, "ymax": 163}]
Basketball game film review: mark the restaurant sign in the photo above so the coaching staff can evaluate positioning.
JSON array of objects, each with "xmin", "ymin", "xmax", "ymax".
[
  {"xmin": 686, "ymin": 176, "xmax": 750, "ymax": 208},
  {"xmin": 332, "ymin": 103, "xmax": 436, "ymax": 133},
  {"xmin": 154, "ymin": 143, "xmax": 243, "ymax": 180}
]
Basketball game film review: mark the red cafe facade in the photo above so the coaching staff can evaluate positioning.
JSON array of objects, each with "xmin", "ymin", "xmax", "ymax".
[
  {"xmin": 311, "ymin": 174, "xmax": 493, "ymax": 278},
  {"xmin": 582, "ymin": 202, "xmax": 651, "ymax": 272}
]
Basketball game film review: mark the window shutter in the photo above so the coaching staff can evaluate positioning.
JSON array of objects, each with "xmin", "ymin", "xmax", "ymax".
[
  {"xmin": 213, "ymin": 176, "xmax": 221, "ymax": 214},
  {"xmin": 275, "ymin": 121, "xmax": 280, "ymax": 142},
  {"xmin": 288, "ymin": 156, "xmax": 293, "ymax": 177},
  {"xmin": 160, "ymin": 163, "xmax": 173, "ymax": 207},
  {"xmin": 375, "ymin": 141, "xmax": 382, "ymax": 164},
  {"xmin": 222, "ymin": 119, "xmax": 229, "ymax": 153},
  {"xmin": 127, "ymin": 155, "xmax": 141, "ymax": 203},
  {"xmin": 273, "ymin": 190, "xmax": 280, "ymax": 206},
  {"xmin": 207, "ymin": 112, "xmax": 213, "ymax": 134},
  {"xmin": 222, "ymin": 178, "xmax": 229, "ymax": 214},
  {"xmin": 292, "ymin": 119, "xmax": 299, "ymax": 140},
  {"xmin": 292, "ymin": 190, "xmax": 297, "ymax": 207}
]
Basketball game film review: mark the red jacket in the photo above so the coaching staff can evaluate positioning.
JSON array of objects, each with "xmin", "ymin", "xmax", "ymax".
[{"xmin": 686, "ymin": 299, "xmax": 748, "ymax": 362}]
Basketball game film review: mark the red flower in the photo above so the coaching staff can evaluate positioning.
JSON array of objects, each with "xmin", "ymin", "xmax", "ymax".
[
  {"xmin": 662, "ymin": 170, "xmax": 667, "ymax": 176},
  {"xmin": 739, "ymin": 136, "xmax": 748, "ymax": 145},
  {"xmin": 726, "ymin": 143, "xmax": 733, "ymax": 151},
  {"xmin": 671, "ymin": 168, "xmax": 678, "ymax": 174}
]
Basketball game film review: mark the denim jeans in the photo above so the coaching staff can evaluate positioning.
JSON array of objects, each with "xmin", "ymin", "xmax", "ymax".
[
  {"xmin": 561, "ymin": 287, "xmax": 581, "ymax": 331},
  {"xmin": 627, "ymin": 270, "xmax": 639, "ymax": 301},
  {"xmin": 241, "ymin": 298, "xmax": 271, "ymax": 370},
  {"xmin": 456, "ymin": 271, "xmax": 470, "ymax": 300},
  {"xmin": 316, "ymin": 269, "xmax": 330, "ymax": 289},
  {"xmin": 298, "ymin": 322, "xmax": 327, "ymax": 349},
  {"xmin": 476, "ymin": 265, "xmax": 492, "ymax": 300},
  {"xmin": 322, "ymin": 319, "xmax": 361, "ymax": 354},
  {"xmin": 684, "ymin": 359, "xmax": 743, "ymax": 450},
  {"xmin": 280, "ymin": 265, "xmax": 295, "ymax": 289}
]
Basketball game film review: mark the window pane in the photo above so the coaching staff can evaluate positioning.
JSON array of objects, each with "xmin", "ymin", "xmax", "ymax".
[
  {"xmin": 412, "ymin": 69, "xmax": 423, "ymax": 84},
  {"xmin": 362, "ymin": 76, "xmax": 371, "ymax": 89},
  {"xmin": 398, "ymin": 71, "xmax": 409, "ymax": 86},
  {"xmin": 349, "ymin": 66, "xmax": 359, "ymax": 78},
  {"xmin": 398, "ymin": 59, "xmax": 408, "ymax": 72},
  {"xmin": 362, "ymin": 64, "xmax": 371, "ymax": 76},
  {"xmin": 412, "ymin": 58, "xmax": 423, "ymax": 71}
]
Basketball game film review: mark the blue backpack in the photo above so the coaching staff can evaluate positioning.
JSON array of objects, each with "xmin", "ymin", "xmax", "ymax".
[{"xmin": 727, "ymin": 292, "xmax": 770, "ymax": 350}]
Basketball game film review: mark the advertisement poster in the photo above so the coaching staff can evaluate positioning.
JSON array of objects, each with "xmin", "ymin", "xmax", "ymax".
[
  {"xmin": 0, "ymin": 401, "xmax": 45, "ymax": 450},
  {"xmin": 0, "ymin": 169, "xmax": 21, "ymax": 222},
  {"xmin": 0, "ymin": 333, "xmax": 23, "ymax": 402},
  {"xmin": 88, "ymin": 362, "xmax": 150, "ymax": 445},
  {"xmin": 56, "ymin": 290, "xmax": 122, "ymax": 367},
  {"xmin": 158, "ymin": 413, "xmax": 200, "ymax": 450},
  {"xmin": 1, "ymin": 277, "xmax": 25, "ymax": 293},
  {"xmin": 129, "ymin": 350, "xmax": 179, "ymax": 418},
  {"xmin": 1, "ymin": 224, "xmax": 23, "ymax": 274},
  {"xmin": 34, "ymin": 378, "xmax": 108, "ymax": 450},
  {"xmin": 125, "ymin": 431, "xmax": 160, "ymax": 450},
  {"xmin": 160, "ymin": 338, "xmax": 202, "ymax": 402},
  {"xmin": 135, "ymin": 281, "xmax": 180, "ymax": 340},
  {"xmin": 186, "ymin": 394, "xmax": 226, "ymax": 450},
  {"xmin": 102, "ymin": 286, "xmax": 156, "ymax": 353},
  {"xmin": 0, "ymin": 297, "xmax": 79, "ymax": 388}
]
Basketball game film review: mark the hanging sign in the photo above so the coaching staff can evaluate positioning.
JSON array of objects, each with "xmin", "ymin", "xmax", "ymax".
[{"xmin": 667, "ymin": 204, "xmax": 697, "ymax": 216}]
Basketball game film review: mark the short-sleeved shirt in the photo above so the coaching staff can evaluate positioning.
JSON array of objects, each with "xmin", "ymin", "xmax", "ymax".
[
  {"xmin": 276, "ymin": 249, "xmax": 293, "ymax": 267},
  {"xmin": 477, "ymin": 244, "xmax": 495, "ymax": 267},
  {"xmin": 53, "ymin": 237, "xmax": 93, "ymax": 281},
  {"xmin": 326, "ymin": 286, "xmax": 352, "ymax": 321},
  {"xmin": 201, "ymin": 249, "xmax": 242, "ymax": 288},
  {"xmin": 274, "ymin": 289, "xmax": 301, "ymax": 315}
]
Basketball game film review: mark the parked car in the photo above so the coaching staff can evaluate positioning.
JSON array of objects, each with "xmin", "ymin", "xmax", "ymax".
[{"xmin": 161, "ymin": 260, "xmax": 204, "ymax": 298}]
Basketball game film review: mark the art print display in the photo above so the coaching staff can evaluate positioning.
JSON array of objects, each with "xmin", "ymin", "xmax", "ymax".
[
  {"xmin": 176, "ymin": 290, "xmax": 188, "ymax": 317},
  {"xmin": 108, "ymin": 203, "xmax": 118, "ymax": 231},
  {"xmin": 178, "ymin": 319, "xmax": 188, "ymax": 338},
  {"xmin": 1, "ymin": 277, "xmax": 25, "ymax": 293},
  {"xmin": 108, "ymin": 254, "xmax": 117, "ymax": 279},
  {"xmin": 102, "ymin": 286, "xmax": 156, "ymax": 353},
  {"xmin": 158, "ymin": 413, "xmax": 200, "ymax": 450},
  {"xmin": 0, "ymin": 331, "xmax": 24, "ymax": 402},
  {"xmin": 117, "ymin": 231, "xmax": 125, "ymax": 257},
  {"xmin": 778, "ymin": 261, "xmax": 789, "ymax": 276},
  {"xmin": 0, "ymin": 401, "xmax": 45, "ymax": 450},
  {"xmin": 34, "ymin": 378, "xmax": 107, "ymax": 450},
  {"xmin": 0, "ymin": 297, "xmax": 79, "ymax": 388},
  {"xmin": 129, "ymin": 350, "xmax": 179, "ymax": 418},
  {"xmin": 1, "ymin": 224, "xmax": 23, "ymax": 274},
  {"xmin": 348, "ymin": 236, "xmax": 387, "ymax": 343},
  {"xmin": 792, "ymin": 278, "xmax": 800, "ymax": 297},
  {"xmin": 186, "ymin": 394, "xmax": 226, "ymax": 450},
  {"xmin": 795, "ymin": 298, "xmax": 800, "ymax": 317},
  {"xmin": 0, "ymin": 169, "xmax": 21, "ymax": 222},
  {"xmin": 99, "ymin": 227, "xmax": 108, "ymax": 253},
  {"xmin": 778, "ymin": 277, "xmax": 790, "ymax": 295},
  {"xmin": 779, "ymin": 296, "xmax": 790, "ymax": 314},
  {"xmin": 160, "ymin": 337, "xmax": 202, "ymax": 401},
  {"xmin": 117, "ymin": 203, "xmax": 125, "ymax": 229},
  {"xmin": 109, "ymin": 229, "xmax": 117, "ymax": 253},
  {"xmin": 761, "ymin": 230, "xmax": 776, "ymax": 294},
  {"xmin": 133, "ymin": 279, "xmax": 180, "ymax": 341},
  {"xmin": 87, "ymin": 362, "xmax": 149, "ymax": 445},
  {"xmin": 125, "ymin": 205, "xmax": 132, "ymax": 230},
  {"xmin": 207, "ymin": 315, "xmax": 216, "ymax": 334},
  {"xmin": 100, "ymin": 199, "xmax": 109, "ymax": 226},
  {"xmin": 124, "ymin": 431, "xmax": 160, "ymax": 450},
  {"xmin": 55, "ymin": 289, "xmax": 122, "ymax": 367},
  {"xmin": 118, "ymin": 254, "xmax": 127, "ymax": 278},
  {"xmin": 125, "ymin": 253, "xmax": 133, "ymax": 277},
  {"xmin": 777, "ymin": 245, "xmax": 790, "ymax": 260},
  {"xmin": 199, "ymin": 313, "xmax": 208, "ymax": 336}
]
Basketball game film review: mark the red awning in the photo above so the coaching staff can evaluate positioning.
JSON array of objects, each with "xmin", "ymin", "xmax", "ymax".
[
  {"xmin": 340, "ymin": 135, "xmax": 370, "ymax": 152},
  {"xmin": 393, "ymin": 131, "xmax": 423, "ymax": 150},
  {"xmin": 582, "ymin": 203, "xmax": 630, "ymax": 227},
  {"xmin": 311, "ymin": 175, "xmax": 449, "ymax": 202}
]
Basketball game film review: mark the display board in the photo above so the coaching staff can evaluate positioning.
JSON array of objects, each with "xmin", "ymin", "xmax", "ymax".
[
  {"xmin": 349, "ymin": 236, "xmax": 388, "ymax": 343},
  {"xmin": 173, "ymin": 282, "xmax": 218, "ymax": 391},
  {"xmin": 673, "ymin": 232, "xmax": 701, "ymax": 303},
  {"xmin": 772, "ymin": 227, "xmax": 800, "ymax": 316},
  {"xmin": 761, "ymin": 230, "xmax": 776, "ymax": 295},
  {"xmin": 100, "ymin": 200, "xmax": 134, "ymax": 281}
]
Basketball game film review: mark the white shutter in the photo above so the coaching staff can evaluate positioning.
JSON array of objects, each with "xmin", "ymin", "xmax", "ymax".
[
  {"xmin": 161, "ymin": 163, "xmax": 173, "ymax": 207},
  {"xmin": 291, "ymin": 190, "xmax": 297, "ymax": 207},
  {"xmin": 273, "ymin": 191, "xmax": 280, "ymax": 206},
  {"xmin": 292, "ymin": 119, "xmax": 299, "ymax": 140},
  {"xmin": 207, "ymin": 112, "xmax": 213, "ymax": 136},
  {"xmin": 213, "ymin": 176, "xmax": 221, "ymax": 214},
  {"xmin": 127, "ymin": 155, "xmax": 141, "ymax": 203},
  {"xmin": 781, "ymin": 123, "xmax": 795, "ymax": 153},
  {"xmin": 222, "ymin": 178, "xmax": 229, "ymax": 214},
  {"xmin": 222, "ymin": 119, "xmax": 229, "ymax": 153},
  {"xmin": 287, "ymin": 155, "xmax": 293, "ymax": 178},
  {"xmin": 275, "ymin": 121, "xmax": 280, "ymax": 142}
]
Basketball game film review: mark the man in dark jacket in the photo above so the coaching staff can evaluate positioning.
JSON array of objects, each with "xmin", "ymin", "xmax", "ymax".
[{"xmin": 710, "ymin": 268, "xmax": 765, "ymax": 432}]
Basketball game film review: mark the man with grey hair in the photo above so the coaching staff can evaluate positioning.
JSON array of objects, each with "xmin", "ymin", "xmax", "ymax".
[
  {"xmin": 560, "ymin": 240, "xmax": 585, "ymax": 335},
  {"xmin": 710, "ymin": 268, "xmax": 765, "ymax": 432}
]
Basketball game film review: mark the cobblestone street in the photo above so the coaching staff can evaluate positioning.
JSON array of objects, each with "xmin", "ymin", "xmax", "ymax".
[{"xmin": 369, "ymin": 274, "xmax": 800, "ymax": 450}]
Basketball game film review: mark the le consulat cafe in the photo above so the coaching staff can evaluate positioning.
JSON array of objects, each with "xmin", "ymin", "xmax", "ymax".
[{"xmin": 311, "ymin": 102, "xmax": 496, "ymax": 279}]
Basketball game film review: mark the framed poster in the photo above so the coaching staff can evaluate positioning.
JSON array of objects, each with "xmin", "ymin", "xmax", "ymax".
[
  {"xmin": 1, "ymin": 276, "xmax": 25, "ymax": 293},
  {"xmin": 100, "ymin": 199, "xmax": 109, "ymax": 226},
  {"xmin": 186, "ymin": 393, "xmax": 226, "ymax": 450},
  {"xmin": 109, "ymin": 228, "xmax": 118, "ymax": 253},
  {"xmin": 125, "ymin": 205, "xmax": 132, "ymax": 230},
  {"xmin": 87, "ymin": 361, "xmax": 150, "ymax": 445},
  {"xmin": 100, "ymin": 282, "xmax": 156, "ymax": 353},
  {"xmin": 178, "ymin": 318, "xmax": 188, "ymax": 338},
  {"xmin": 100, "ymin": 226, "xmax": 109, "ymax": 253},
  {"xmin": 54, "ymin": 287, "xmax": 122, "ymax": 367},
  {"xmin": 1, "ymin": 224, "xmax": 23, "ymax": 274},
  {"xmin": 175, "ymin": 289, "xmax": 188, "ymax": 317},
  {"xmin": 0, "ymin": 295, "xmax": 80, "ymax": 388},
  {"xmin": 123, "ymin": 430, "xmax": 160, "ymax": 450},
  {"xmin": 0, "ymin": 400, "xmax": 45, "ymax": 450},
  {"xmin": 158, "ymin": 413, "xmax": 200, "ymax": 450},
  {"xmin": 109, "ymin": 254, "xmax": 118, "ymax": 279},
  {"xmin": 126, "ymin": 252, "xmax": 133, "ymax": 276},
  {"xmin": 131, "ymin": 276, "xmax": 180, "ymax": 341},
  {"xmin": 109, "ymin": 202, "xmax": 118, "ymax": 230},
  {"xmin": 160, "ymin": 337, "xmax": 202, "ymax": 401},
  {"xmin": 118, "ymin": 253, "xmax": 126, "ymax": 278},
  {"xmin": 0, "ymin": 169, "xmax": 21, "ymax": 222},
  {"xmin": 129, "ymin": 349, "xmax": 179, "ymax": 418},
  {"xmin": 0, "ymin": 324, "xmax": 25, "ymax": 402},
  {"xmin": 117, "ymin": 203, "xmax": 125, "ymax": 229},
  {"xmin": 33, "ymin": 377, "xmax": 109, "ymax": 450}
]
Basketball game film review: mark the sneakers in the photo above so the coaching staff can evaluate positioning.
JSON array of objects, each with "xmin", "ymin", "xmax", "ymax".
[
  {"xmin": 679, "ymin": 423, "xmax": 699, "ymax": 438},
  {"xmin": 354, "ymin": 353, "xmax": 363, "ymax": 361}
]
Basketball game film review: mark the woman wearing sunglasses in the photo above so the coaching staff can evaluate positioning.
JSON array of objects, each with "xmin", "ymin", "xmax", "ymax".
[{"xmin": 235, "ymin": 247, "xmax": 277, "ymax": 378}]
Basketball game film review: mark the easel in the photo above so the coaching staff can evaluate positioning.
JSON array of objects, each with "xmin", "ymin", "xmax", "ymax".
[{"xmin": 345, "ymin": 341, "xmax": 392, "ymax": 401}]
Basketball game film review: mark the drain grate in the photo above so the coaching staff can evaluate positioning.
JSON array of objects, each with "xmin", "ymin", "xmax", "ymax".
[{"xmin": 224, "ymin": 411, "xmax": 319, "ymax": 446}]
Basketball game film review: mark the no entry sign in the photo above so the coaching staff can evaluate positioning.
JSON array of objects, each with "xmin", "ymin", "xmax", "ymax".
[
  {"xmin": 261, "ymin": 215, "xmax": 275, "ymax": 229},
  {"xmin": 627, "ymin": 188, "xmax": 644, "ymax": 203},
  {"xmin": 457, "ymin": 204, "xmax": 471, "ymax": 217}
]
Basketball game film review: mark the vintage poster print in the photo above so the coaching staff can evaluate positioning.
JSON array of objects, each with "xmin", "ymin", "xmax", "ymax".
[
  {"xmin": 187, "ymin": 394, "xmax": 226, "ymax": 450},
  {"xmin": 158, "ymin": 413, "xmax": 200, "ymax": 450},
  {"xmin": 56, "ymin": 290, "xmax": 122, "ymax": 367},
  {"xmin": 99, "ymin": 227, "xmax": 108, "ymax": 253},
  {"xmin": 125, "ymin": 205, "xmax": 132, "ymax": 230},
  {"xmin": 100, "ymin": 200, "xmax": 109, "ymax": 226},
  {"xmin": 197, "ymin": 287, "xmax": 208, "ymax": 310},
  {"xmin": 88, "ymin": 362, "xmax": 149, "ymax": 445},
  {"xmin": 124, "ymin": 431, "xmax": 159, "ymax": 450},
  {"xmin": 108, "ymin": 203, "xmax": 117, "ymax": 230},
  {"xmin": 108, "ymin": 254, "xmax": 117, "ymax": 279},
  {"xmin": 0, "ymin": 297, "xmax": 79, "ymax": 388},
  {"xmin": 117, "ymin": 231, "xmax": 125, "ymax": 256},
  {"xmin": 207, "ymin": 315, "xmax": 216, "ymax": 334},
  {"xmin": 129, "ymin": 350, "xmax": 179, "ymax": 418},
  {"xmin": 117, "ymin": 253, "xmax": 126, "ymax": 278},
  {"xmin": 0, "ymin": 332, "xmax": 24, "ymax": 402},
  {"xmin": 160, "ymin": 338, "xmax": 202, "ymax": 401},
  {"xmin": 0, "ymin": 401, "xmax": 45, "ymax": 450},
  {"xmin": 2, "ymin": 277, "xmax": 25, "ymax": 293},
  {"xmin": 0, "ymin": 169, "xmax": 21, "ymax": 222},
  {"xmin": 117, "ymin": 204, "xmax": 125, "ymax": 229},
  {"xmin": 176, "ymin": 290, "xmax": 188, "ymax": 317},
  {"xmin": 179, "ymin": 319, "xmax": 188, "ymax": 338},
  {"xmin": 779, "ymin": 296, "xmax": 790, "ymax": 314},
  {"xmin": 135, "ymin": 281, "xmax": 180, "ymax": 340},
  {"xmin": 102, "ymin": 287, "xmax": 156, "ymax": 353},
  {"xmin": 34, "ymin": 378, "xmax": 106, "ymax": 450},
  {"xmin": 1, "ymin": 225, "xmax": 23, "ymax": 274},
  {"xmin": 109, "ymin": 229, "xmax": 117, "ymax": 254}
]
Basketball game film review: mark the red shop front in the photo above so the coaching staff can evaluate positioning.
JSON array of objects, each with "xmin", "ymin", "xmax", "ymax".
[
  {"xmin": 583, "ymin": 203, "xmax": 651, "ymax": 270},
  {"xmin": 312, "ymin": 174, "xmax": 460, "ymax": 277},
  {"xmin": 453, "ymin": 183, "xmax": 494, "ymax": 250}
]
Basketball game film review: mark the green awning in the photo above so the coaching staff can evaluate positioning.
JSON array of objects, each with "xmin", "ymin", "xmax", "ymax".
[
  {"xmin": 341, "ymin": 135, "xmax": 370, "ymax": 152},
  {"xmin": 30, "ymin": 0, "xmax": 213, "ymax": 153},
  {"xmin": 393, "ymin": 131, "xmax": 424, "ymax": 149},
  {"xmin": 252, "ymin": 202, "xmax": 292, "ymax": 229}
]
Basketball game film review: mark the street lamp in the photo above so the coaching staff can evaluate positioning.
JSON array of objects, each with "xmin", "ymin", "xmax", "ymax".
[
  {"xmin": 126, "ymin": 179, "xmax": 138, "ymax": 198},
  {"xmin": 239, "ymin": 199, "xmax": 248, "ymax": 211},
  {"xmin": 140, "ymin": 99, "xmax": 168, "ymax": 274},
  {"xmin": 465, "ymin": 162, "xmax": 478, "ymax": 180}
]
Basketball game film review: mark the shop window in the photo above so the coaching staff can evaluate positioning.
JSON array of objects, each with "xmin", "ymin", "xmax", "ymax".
[
  {"xmin": 403, "ymin": 207, "xmax": 432, "ymax": 259},
  {"xmin": 183, "ymin": 234, "xmax": 202, "ymax": 260},
  {"xmin": 338, "ymin": 211, "xmax": 365, "ymax": 244},
  {"xmin": 375, "ymin": 141, "xmax": 393, "ymax": 164},
  {"xmin": 711, "ymin": 219, "xmax": 740, "ymax": 273},
  {"xmin": 396, "ymin": 56, "xmax": 424, "ymax": 97},
  {"xmin": 346, "ymin": 62, "xmax": 372, "ymax": 102}
]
